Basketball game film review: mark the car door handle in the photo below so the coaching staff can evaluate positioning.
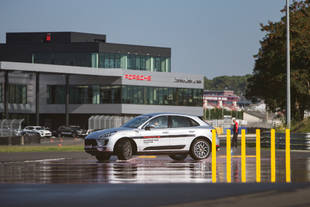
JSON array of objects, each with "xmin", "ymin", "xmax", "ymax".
[
  {"xmin": 188, "ymin": 131, "xmax": 195, "ymax": 133},
  {"xmin": 162, "ymin": 131, "xmax": 169, "ymax": 134}
]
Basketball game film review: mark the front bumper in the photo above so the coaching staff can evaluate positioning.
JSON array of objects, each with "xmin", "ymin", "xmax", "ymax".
[{"xmin": 84, "ymin": 139, "xmax": 111, "ymax": 155}]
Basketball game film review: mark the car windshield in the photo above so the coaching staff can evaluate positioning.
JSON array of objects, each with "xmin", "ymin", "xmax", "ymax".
[
  {"xmin": 122, "ymin": 115, "xmax": 152, "ymax": 128},
  {"xmin": 34, "ymin": 127, "xmax": 44, "ymax": 130}
]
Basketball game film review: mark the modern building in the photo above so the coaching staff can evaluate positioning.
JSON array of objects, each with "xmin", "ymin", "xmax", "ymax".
[
  {"xmin": 0, "ymin": 32, "xmax": 203, "ymax": 129},
  {"xmin": 203, "ymin": 90, "xmax": 240, "ymax": 111}
]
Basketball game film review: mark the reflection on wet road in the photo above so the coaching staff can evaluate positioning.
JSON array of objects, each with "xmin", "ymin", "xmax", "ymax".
[{"xmin": 1, "ymin": 149, "xmax": 310, "ymax": 183}]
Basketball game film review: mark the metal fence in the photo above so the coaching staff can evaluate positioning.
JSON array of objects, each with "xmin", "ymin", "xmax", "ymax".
[
  {"xmin": 88, "ymin": 115, "xmax": 135, "ymax": 130},
  {"xmin": 261, "ymin": 132, "xmax": 310, "ymax": 150},
  {"xmin": 0, "ymin": 119, "xmax": 24, "ymax": 137}
]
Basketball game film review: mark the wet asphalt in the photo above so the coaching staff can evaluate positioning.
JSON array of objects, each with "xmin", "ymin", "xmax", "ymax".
[
  {"xmin": 1, "ymin": 146, "xmax": 310, "ymax": 183},
  {"xmin": 0, "ymin": 137, "xmax": 310, "ymax": 206}
]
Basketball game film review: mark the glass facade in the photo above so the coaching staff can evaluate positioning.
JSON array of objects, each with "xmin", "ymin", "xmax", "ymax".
[
  {"xmin": 33, "ymin": 53, "xmax": 93, "ymax": 67},
  {"xmin": 33, "ymin": 53, "xmax": 171, "ymax": 72},
  {"xmin": 47, "ymin": 85, "xmax": 202, "ymax": 106},
  {"xmin": 0, "ymin": 84, "xmax": 27, "ymax": 104}
]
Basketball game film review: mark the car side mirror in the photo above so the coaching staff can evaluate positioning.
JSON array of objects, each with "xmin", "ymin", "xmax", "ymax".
[{"xmin": 145, "ymin": 125, "xmax": 155, "ymax": 131}]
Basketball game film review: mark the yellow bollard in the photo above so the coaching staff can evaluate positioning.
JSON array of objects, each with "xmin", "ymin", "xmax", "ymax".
[
  {"xmin": 256, "ymin": 129, "xmax": 261, "ymax": 183},
  {"xmin": 286, "ymin": 129, "xmax": 291, "ymax": 183},
  {"xmin": 226, "ymin": 129, "xmax": 231, "ymax": 183},
  {"xmin": 241, "ymin": 129, "xmax": 246, "ymax": 183},
  {"xmin": 271, "ymin": 129, "xmax": 276, "ymax": 183},
  {"xmin": 212, "ymin": 129, "xmax": 217, "ymax": 183}
]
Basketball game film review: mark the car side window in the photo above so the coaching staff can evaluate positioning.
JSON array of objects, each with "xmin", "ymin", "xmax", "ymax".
[
  {"xmin": 189, "ymin": 118, "xmax": 200, "ymax": 127},
  {"xmin": 147, "ymin": 116, "xmax": 168, "ymax": 129},
  {"xmin": 170, "ymin": 116, "xmax": 199, "ymax": 128}
]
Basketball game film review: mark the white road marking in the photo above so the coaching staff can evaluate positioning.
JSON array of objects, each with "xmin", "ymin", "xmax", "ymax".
[{"xmin": 24, "ymin": 158, "xmax": 65, "ymax": 163}]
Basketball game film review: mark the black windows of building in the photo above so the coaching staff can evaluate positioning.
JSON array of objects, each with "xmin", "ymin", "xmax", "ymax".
[
  {"xmin": 0, "ymin": 84, "xmax": 27, "ymax": 104},
  {"xmin": 32, "ymin": 53, "xmax": 94, "ymax": 67},
  {"xmin": 47, "ymin": 85, "xmax": 202, "ymax": 106},
  {"xmin": 32, "ymin": 53, "xmax": 171, "ymax": 72}
]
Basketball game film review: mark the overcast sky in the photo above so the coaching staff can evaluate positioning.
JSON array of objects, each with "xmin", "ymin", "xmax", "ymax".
[{"xmin": 0, "ymin": 0, "xmax": 286, "ymax": 78}]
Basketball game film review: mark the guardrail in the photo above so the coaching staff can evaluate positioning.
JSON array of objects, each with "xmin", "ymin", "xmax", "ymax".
[
  {"xmin": 261, "ymin": 132, "xmax": 310, "ymax": 150},
  {"xmin": 0, "ymin": 133, "xmax": 41, "ymax": 145}
]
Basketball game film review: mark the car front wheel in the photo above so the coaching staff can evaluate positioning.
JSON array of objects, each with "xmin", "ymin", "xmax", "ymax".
[
  {"xmin": 190, "ymin": 138, "xmax": 211, "ymax": 160},
  {"xmin": 116, "ymin": 139, "xmax": 132, "ymax": 160}
]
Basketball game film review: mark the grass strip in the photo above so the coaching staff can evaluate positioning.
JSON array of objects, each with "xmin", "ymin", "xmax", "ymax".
[{"xmin": 0, "ymin": 145, "xmax": 84, "ymax": 152}]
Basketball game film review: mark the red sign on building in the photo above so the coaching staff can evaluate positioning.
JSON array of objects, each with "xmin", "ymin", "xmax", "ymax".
[{"xmin": 124, "ymin": 74, "xmax": 151, "ymax": 81}]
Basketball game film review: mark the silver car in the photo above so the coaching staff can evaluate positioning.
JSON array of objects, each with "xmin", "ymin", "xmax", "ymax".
[{"xmin": 85, "ymin": 113, "xmax": 220, "ymax": 161}]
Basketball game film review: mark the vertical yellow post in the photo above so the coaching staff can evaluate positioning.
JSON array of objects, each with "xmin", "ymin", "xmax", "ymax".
[
  {"xmin": 271, "ymin": 129, "xmax": 276, "ymax": 183},
  {"xmin": 212, "ymin": 129, "xmax": 217, "ymax": 183},
  {"xmin": 226, "ymin": 129, "xmax": 231, "ymax": 183},
  {"xmin": 286, "ymin": 129, "xmax": 291, "ymax": 183},
  {"xmin": 241, "ymin": 129, "xmax": 246, "ymax": 183},
  {"xmin": 256, "ymin": 129, "xmax": 261, "ymax": 183}
]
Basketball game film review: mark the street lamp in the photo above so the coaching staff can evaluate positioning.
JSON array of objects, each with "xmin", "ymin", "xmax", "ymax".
[{"xmin": 286, "ymin": 0, "xmax": 291, "ymax": 128}]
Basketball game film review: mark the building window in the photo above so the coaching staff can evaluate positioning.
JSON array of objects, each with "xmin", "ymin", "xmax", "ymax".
[
  {"xmin": 98, "ymin": 53, "xmax": 121, "ymax": 68},
  {"xmin": 47, "ymin": 84, "xmax": 201, "ymax": 106},
  {"xmin": 0, "ymin": 84, "xmax": 27, "ymax": 104},
  {"xmin": 33, "ymin": 53, "xmax": 93, "ymax": 67},
  {"xmin": 34, "ymin": 53, "xmax": 171, "ymax": 72},
  {"xmin": 47, "ymin": 85, "xmax": 65, "ymax": 104}
]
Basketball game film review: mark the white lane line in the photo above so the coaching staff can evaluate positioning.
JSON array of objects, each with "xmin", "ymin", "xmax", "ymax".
[{"xmin": 24, "ymin": 158, "xmax": 65, "ymax": 163}]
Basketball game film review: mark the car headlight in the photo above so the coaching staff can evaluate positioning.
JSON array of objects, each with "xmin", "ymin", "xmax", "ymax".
[
  {"xmin": 99, "ymin": 131, "xmax": 117, "ymax": 139},
  {"xmin": 97, "ymin": 139, "xmax": 109, "ymax": 146}
]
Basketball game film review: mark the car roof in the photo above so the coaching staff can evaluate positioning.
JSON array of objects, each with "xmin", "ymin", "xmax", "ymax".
[
  {"xmin": 141, "ymin": 112, "xmax": 198, "ymax": 118},
  {"xmin": 25, "ymin": 126, "xmax": 42, "ymax": 128}
]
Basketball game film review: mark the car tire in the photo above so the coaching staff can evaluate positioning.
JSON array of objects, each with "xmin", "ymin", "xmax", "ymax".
[
  {"xmin": 190, "ymin": 138, "xmax": 211, "ymax": 160},
  {"xmin": 169, "ymin": 154, "xmax": 187, "ymax": 161},
  {"xmin": 95, "ymin": 153, "xmax": 111, "ymax": 162},
  {"xmin": 116, "ymin": 139, "xmax": 133, "ymax": 160}
]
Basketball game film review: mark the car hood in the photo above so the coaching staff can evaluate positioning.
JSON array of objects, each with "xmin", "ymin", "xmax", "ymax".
[{"xmin": 86, "ymin": 127, "xmax": 131, "ymax": 139}]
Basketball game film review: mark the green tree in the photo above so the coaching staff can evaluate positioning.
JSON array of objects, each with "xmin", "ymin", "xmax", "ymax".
[
  {"xmin": 246, "ymin": 0, "xmax": 310, "ymax": 121},
  {"xmin": 204, "ymin": 75, "xmax": 251, "ymax": 96}
]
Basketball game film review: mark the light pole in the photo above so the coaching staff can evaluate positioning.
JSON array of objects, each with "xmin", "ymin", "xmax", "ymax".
[{"xmin": 286, "ymin": 0, "xmax": 291, "ymax": 128}]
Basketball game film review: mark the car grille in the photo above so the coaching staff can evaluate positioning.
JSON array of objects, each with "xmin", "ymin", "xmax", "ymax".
[{"xmin": 85, "ymin": 139, "xmax": 97, "ymax": 146}]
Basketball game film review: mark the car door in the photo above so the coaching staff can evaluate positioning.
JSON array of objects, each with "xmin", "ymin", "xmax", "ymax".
[
  {"xmin": 137, "ymin": 116, "xmax": 170, "ymax": 152},
  {"xmin": 168, "ymin": 116, "xmax": 198, "ymax": 150}
]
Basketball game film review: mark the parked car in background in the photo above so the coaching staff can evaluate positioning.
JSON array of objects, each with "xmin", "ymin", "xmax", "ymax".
[
  {"xmin": 57, "ymin": 125, "xmax": 86, "ymax": 138},
  {"xmin": 22, "ymin": 126, "xmax": 52, "ymax": 138}
]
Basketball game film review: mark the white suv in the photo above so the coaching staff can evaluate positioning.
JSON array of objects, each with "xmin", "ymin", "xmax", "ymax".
[
  {"xmin": 22, "ymin": 126, "xmax": 52, "ymax": 138},
  {"xmin": 85, "ymin": 113, "xmax": 220, "ymax": 161}
]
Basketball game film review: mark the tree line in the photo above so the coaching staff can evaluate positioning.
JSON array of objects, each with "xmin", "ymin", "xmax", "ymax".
[
  {"xmin": 205, "ymin": 0, "xmax": 310, "ymax": 122},
  {"xmin": 204, "ymin": 75, "xmax": 251, "ymax": 97}
]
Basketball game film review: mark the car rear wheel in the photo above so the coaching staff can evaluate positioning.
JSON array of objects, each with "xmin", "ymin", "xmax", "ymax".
[
  {"xmin": 116, "ymin": 139, "xmax": 133, "ymax": 160},
  {"xmin": 190, "ymin": 138, "xmax": 211, "ymax": 160},
  {"xmin": 169, "ymin": 154, "xmax": 187, "ymax": 161},
  {"xmin": 95, "ymin": 153, "xmax": 111, "ymax": 162}
]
